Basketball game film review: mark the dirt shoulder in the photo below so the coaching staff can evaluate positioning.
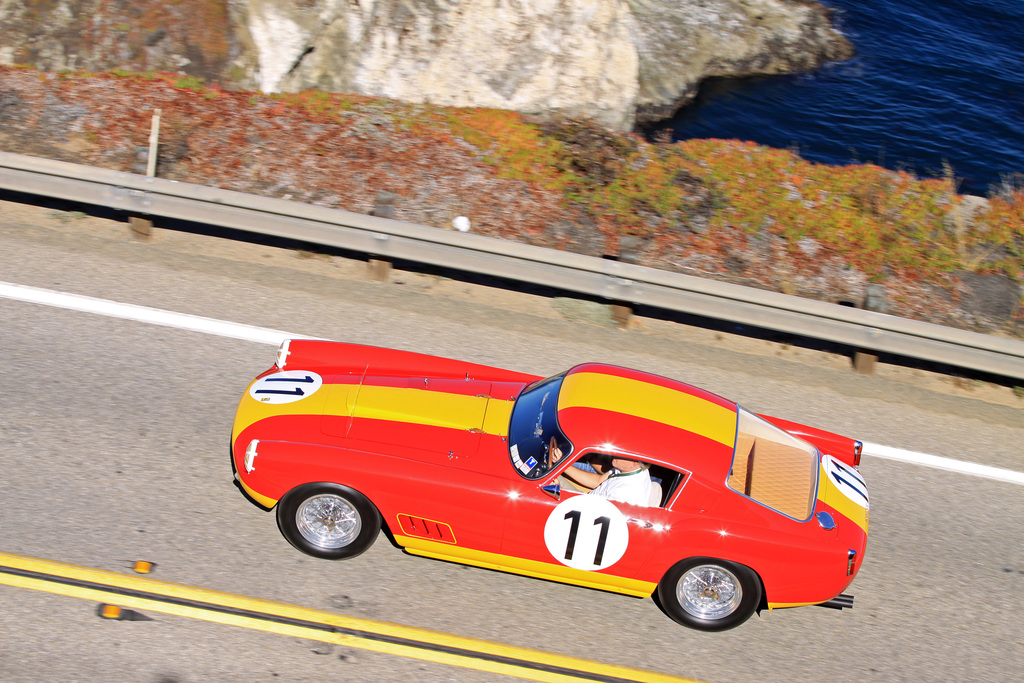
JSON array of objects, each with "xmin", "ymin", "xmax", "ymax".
[{"xmin": 3, "ymin": 195, "xmax": 1021, "ymax": 424}]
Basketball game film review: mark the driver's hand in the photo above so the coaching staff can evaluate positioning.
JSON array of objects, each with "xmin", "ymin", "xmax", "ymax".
[{"xmin": 548, "ymin": 436, "xmax": 564, "ymax": 467}]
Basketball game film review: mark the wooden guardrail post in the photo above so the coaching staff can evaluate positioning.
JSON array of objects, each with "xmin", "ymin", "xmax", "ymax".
[
  {"xmin": 853, "ymin": 284, "xmax": 888, "ymax": 374},
  {"xmin": 368, "ymin": 191, "xmax": 395, "ymax": 281},
  {"xmin": 853, "ymin": 351, "xmax": 877, "ymax": 375},
  {"xmin": 609, "ymin": 235, "xmax": 641, "ymax": 328},
  {"xmin": 128, "ymin": 214, "xmax": 152, "ymax": 237},
  {"xmin": 368, "ymin": 258, "xmax": 391, "ymax": 282}
]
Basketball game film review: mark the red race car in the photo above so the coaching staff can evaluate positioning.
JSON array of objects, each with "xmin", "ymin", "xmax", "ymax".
[{"xmin": 232, "ymin": 340, "xmax": 868, "ymax": 631}]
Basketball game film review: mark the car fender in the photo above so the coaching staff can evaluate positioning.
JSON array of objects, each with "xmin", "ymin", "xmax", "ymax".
[
  {"xmin": 233, "ymin": 439, "xmax": 512, "ymax": 556},
  {"xmin": 641, "ymin": 508, "xmax": 855, "ymax": 606},
  {"xmin": 233, "ymin": 439, "xmax": 386, "ymax": 510}
]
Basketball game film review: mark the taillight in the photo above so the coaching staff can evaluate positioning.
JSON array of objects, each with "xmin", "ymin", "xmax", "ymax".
[{"xmin": 853, "ymin": 440, "xmax": 863, "ymax": 467}]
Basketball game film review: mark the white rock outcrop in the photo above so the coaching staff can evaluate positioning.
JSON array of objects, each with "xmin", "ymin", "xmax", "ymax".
[
  {"xmin": 234, "ymin": 0, "xmax": 851, "ymax": 129},
  {"xmin": 239, "ymin": 0, "xmax": 639, "ymax": 129},
  {"xmin": 0, "ymin": 0, "xmax": 852, "ymax": 130}
]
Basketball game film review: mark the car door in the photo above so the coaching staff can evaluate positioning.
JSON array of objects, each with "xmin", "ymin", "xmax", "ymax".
[
  {"xmin": 499, "ymin": 452, "xmax": 676, "ymax": 592},
  {"xmin": 319, "ymin": 373, "xmax": 507, "ymax": 554}
]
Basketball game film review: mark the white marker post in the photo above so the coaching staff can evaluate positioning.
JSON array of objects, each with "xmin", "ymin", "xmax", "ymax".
[
  {"xmin": 146, "ymin": 108, "xmax": 161, "ymax": 177},
  {"xmin": 131, "ymin": 108, "xmax": 162, "ymax": 237}
]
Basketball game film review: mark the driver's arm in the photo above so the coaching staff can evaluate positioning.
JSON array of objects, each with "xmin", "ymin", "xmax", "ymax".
[{"xmin": 561, "ymin": 466, "xmax": 611, "ymax": 490}]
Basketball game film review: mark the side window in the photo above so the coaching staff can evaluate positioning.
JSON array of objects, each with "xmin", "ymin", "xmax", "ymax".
[
  {"xmin": 649, "ymin": 464, "xmax": 687, "ymax": 508},
  {"xmin": 557, "ymin": 453, "xmax": 687, "ymax": 509}
]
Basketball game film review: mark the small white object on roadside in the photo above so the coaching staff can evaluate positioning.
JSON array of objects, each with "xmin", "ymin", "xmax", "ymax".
[{"xmin": 452, "ymin": 216, "xmax": 471, "ymax": 232}]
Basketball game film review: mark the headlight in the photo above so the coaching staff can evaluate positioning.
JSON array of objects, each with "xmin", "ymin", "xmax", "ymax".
[
  {"xmin": 244, "ymin": 440, "xmax": 259, "ymax": 473},
  {"xmin": 275, "ymin": 339, "xmax": 292, "ymax": 369}
]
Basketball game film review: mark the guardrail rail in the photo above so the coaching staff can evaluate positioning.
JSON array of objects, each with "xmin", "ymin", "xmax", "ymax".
[{"xmin": 2, "ymin": 150, "xmax": 1023, "ymax": 380}]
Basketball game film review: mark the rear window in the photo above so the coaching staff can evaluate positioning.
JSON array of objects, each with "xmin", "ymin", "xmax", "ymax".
[{"xmin": 727, "ymin": 408, "xmax": 819, "ymax": 520}]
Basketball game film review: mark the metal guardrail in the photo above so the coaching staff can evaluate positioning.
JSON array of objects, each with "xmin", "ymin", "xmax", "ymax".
[{"xmin": 2, "ymin": 150, "xmax": 1023, "ymax": 380}]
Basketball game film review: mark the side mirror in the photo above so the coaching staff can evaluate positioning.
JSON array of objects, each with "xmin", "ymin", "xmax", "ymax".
[{"xmin": 541, "ymin": 482, "xmax": 560, "ymax": 500}]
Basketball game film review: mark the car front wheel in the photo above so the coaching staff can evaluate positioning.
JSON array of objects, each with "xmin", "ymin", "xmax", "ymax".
[
  {"xmin": 657, "ymin": 558, "xmax": 762, "ymax": 631},
  {"xmin": 276, "ymin": 483, "xmax": 381, "ymax": 560}
]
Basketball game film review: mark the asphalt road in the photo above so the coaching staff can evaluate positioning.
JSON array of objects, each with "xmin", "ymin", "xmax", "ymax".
[{"xmin": 1, "ymin": 202, "xmax": 1022, "ymax": 682}]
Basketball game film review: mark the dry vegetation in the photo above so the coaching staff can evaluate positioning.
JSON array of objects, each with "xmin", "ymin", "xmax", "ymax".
[{"xmin": 1, "ymin": 66, "xmax": 1022, "ymax": 333}]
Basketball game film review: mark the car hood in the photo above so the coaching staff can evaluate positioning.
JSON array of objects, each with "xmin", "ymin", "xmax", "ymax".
[
  {"xmin": 319, "ymin": 374, "xmax": 520, "ymax": 468},
  {"xmin": 232, "ymin": 358, "xmax": 526, "ymax": 475}
]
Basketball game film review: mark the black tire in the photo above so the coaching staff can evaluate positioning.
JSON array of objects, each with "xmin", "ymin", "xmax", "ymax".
[
  {"xmin": 276, "ymin": 483, "xmax": 381, "ymax": 560},
  {"xmin": 657, "ymin": 557, "xmax": 762, "ymax": 632}
]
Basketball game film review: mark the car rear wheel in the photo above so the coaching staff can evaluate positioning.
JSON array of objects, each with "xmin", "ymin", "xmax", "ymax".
[
  {"xmin": 657, "ymin": 558, "xmax": 761, "ymax": 631},
  {"xmin": 276, "ymin": 483, "xmax": 380, "ymax": 560}
]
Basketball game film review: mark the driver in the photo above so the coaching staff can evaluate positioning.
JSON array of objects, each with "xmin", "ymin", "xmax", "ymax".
[{"xmin": 547, "ymin": 437, "xmax": 652, "ymax": 507}]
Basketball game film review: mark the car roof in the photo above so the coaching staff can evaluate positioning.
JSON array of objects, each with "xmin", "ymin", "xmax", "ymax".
[{"xmin": 555, "ymin": 364, "xmax": 739, "ymax": 480}]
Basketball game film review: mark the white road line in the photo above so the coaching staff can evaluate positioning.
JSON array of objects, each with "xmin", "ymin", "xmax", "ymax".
[
  {"xmin": 0, "ymin": 281, "xmax": 320, "ymax": 345},
  {"xmin": 3, "ymin": 281, "xmax": 1022, "ymax": 485},
  {"xmin": 862, "ymin": 443, "xmax": 1024, "ymax": 485}
]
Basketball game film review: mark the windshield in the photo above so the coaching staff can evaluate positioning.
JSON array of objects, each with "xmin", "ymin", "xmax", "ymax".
[
  {"xmin": 727, "ymin": 408, "xmax": 819, "ymax": 520},
  {"xmin": 507, "ymin": 374, "xmax": 572, "ymax": 480}
]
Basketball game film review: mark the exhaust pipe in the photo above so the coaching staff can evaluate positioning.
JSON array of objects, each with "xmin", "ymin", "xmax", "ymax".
[{"xmin": 816, "ymin": 593, "xmax": 855, "ymax": 610}]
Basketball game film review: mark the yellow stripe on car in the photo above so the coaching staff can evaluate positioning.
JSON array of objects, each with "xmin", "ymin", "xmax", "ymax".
[
  {"xmin": 397, "ymin": 535, "xmax": 658, "ymax": 598},
  {"xmin": 236, "ymin": 380, "xmax": 513, "ymax": 442},
  {"xmin": 482, "ymin": 398, "xmax": 514, "ymax": 436},
  {"xmin": 323, "ymin": 385, "xmax": 490, "ymax": 432},
  {"xmin": 237, "ymin": 475, "xmax": 278, "ymax": 508},
  {"xmin": 231, "ymin": 376, "xmax": 330, "ymax": 442},
  {"xmin": 767, "ymin": 601, "xmax": 822, "ymax": 610},
  {"xmin": 559, "ymin": 372, "xmax": 737, "ymax": 448},
  {"xmin": 817, "ymin": 461, "xmax": 870, "ymax": 533}
]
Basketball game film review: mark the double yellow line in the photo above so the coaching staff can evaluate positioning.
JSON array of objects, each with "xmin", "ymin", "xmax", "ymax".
[{"xmin": 0, "ymin": 552, "xmax": 702, "ymax": 683}]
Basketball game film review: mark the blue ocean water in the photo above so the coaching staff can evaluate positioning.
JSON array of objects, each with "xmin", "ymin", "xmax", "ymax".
[{"xmin": 656, "ymin": 0, "xmax": 1024, "ymax": 196}]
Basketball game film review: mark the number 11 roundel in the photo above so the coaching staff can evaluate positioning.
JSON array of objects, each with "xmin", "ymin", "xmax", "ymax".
[{"xmin": 543, "ymin": 495, "xmax": 629, "ymax": 571}]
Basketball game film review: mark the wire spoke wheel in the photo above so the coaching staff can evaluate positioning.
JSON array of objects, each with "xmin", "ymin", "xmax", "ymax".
[
  {"xmin": 277, "ymin": 483, "xmax": 380, "ymax": 560},
  {"xmin": 657, "ymin": 557, "xmax": 761, "ymax": 631},
  {"xmin": 677, "ymin": 564, "xmax": 742, "ymax": 619},
  {"xmin": 296, "ymin": 494, "xmax": 362, "ymax": 549}
]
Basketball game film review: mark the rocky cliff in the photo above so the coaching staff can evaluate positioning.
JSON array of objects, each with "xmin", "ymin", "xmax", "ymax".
[
  {"xmin": 0, "ymin": 1, "xmax": 239, "ymax": 80},
  {"xmin": 0, "ymin": 0, "xmax": 851, "ymax": 129}
]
